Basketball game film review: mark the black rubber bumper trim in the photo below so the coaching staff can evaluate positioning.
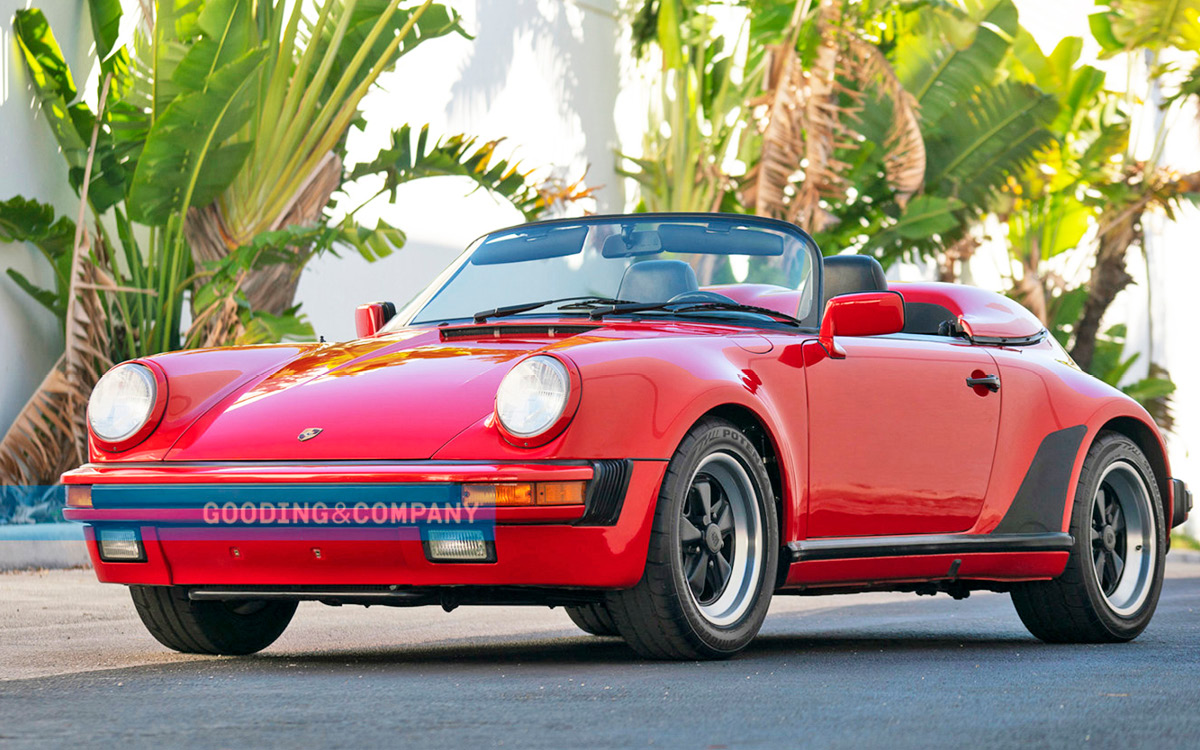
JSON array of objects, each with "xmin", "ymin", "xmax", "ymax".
[
  {"xmin": 1171, "ymin": 478, "xmax": 1193, "ymax": 528},
  {"xmin": 788, "ymin": 532, "xmax": 1074, "ymax": 562},
  {"xmin": 575, "ymin": 459, "xmax": 633, "ymax": 526}
]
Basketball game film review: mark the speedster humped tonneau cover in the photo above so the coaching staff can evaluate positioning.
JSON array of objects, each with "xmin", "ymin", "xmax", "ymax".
[{"xmin": 895, "ymin": 281, "xmax": 1046, "ymax": 342}]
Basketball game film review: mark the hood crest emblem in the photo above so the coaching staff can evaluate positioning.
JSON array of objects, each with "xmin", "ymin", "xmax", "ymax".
[{"xmin": 297, "ymin": 427, "xmax": 324, "ymax": 442}]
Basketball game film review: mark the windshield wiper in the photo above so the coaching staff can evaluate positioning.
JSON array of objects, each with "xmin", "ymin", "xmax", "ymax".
[
  {"xmin": 473, "ymin": 296, "xmax": 631, "ymax": 323},
  {"xmin": 588, "ymin": 300, "xmax": 804, "ymax": 327}
]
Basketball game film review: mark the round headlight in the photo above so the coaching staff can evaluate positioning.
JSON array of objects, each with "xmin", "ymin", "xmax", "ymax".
[
  {"xmin": 495, "ymin": 356, "xmax": 571, "ymax": 439},
  {"xmin": 88, "ymin": 363, "xmax": 157, "ymax": 443}
]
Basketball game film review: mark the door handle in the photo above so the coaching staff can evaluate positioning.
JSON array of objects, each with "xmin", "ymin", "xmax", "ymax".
[{"xmin": 966, "ymin": 374, "xmax": 1001, "ymax": 392}]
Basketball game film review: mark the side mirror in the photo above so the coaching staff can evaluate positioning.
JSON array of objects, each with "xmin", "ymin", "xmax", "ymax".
[
  {"xmin": 354, "ymin": 301, "xmax": 396, "ymax": 338},
  {"xmin": 819, "ymin": 291, "xmax": 905, "ymax": 359}
]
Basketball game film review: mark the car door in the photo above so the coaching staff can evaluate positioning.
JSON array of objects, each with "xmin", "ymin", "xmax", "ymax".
[{"xmin": 802, "ymin": 335, "xmax": 1001, "ymax": 538}]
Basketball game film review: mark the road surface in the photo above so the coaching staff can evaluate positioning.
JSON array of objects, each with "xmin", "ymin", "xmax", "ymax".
[{"xmin": 2, "ymin": 560, "xmax": 1198, "ymax": 748}]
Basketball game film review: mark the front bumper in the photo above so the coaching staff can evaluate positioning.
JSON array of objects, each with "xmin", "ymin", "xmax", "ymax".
[{"xmin": 62, "ymin": 460, "xmax": 666, "ymax": 589}]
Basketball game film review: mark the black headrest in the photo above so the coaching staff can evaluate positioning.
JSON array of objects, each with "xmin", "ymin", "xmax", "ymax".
[
  {"xmin": 616, "ymin": 260, "xmax": 699, "ymax": 303},
  {"xmin": 822, "ymin": 255, "xmax": 888, "ymax": 309}
]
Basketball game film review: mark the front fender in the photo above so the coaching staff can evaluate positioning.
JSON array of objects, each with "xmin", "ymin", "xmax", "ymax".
[{"xmin": 432, "ymin": 336, "xmax": 806, "ymax": 539}]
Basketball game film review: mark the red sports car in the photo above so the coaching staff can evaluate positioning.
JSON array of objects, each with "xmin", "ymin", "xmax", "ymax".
[{"xmin": 63, "ymin": 213, "xmax": 1192, "ymax": 659}]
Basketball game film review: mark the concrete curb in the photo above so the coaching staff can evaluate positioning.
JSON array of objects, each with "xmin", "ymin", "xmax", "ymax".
[{"xmin": 0, "ymin": 523, "xmax": 90, "ymax": 571}]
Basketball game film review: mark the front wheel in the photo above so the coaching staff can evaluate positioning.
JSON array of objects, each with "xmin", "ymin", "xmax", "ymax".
[
  {"xmin": 606, "ymin": 418, "xmax": 779, "ymax": 659},
  {"xmin": 1011, "ymin": 432, "xmax": 1166, "ymax": 643},
  {"xmin": 130, "ymin": 585, "xmax": 297, "ymax": 655},
  {"xmin": 564, "ymin": 603, "xmax": 618, "ymax": 636}
]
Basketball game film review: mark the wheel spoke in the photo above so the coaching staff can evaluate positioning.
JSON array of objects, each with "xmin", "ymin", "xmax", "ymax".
[
  {"xmin": 1104, "ymin": 487, "xmax": 1119, "ymax": 525},
  {"xmin": 686, "ymin": 550, "xmax": 709, "ymax": 596},
  {"xmin": 714, "ymin": 501, "xmax": 734, "ymax": 534},
  {"xmin": 1112, "ymin": 503, "xmax": 1126, "ymax": 535},
  {"xmin": 708, "ymin": 552, "xmax": 731, "ymax": 593},
  {"xmin": 1109, "ymin": 551, "xmax": 1124, "ymax": 583},
  {"xmin": 680, "ymin": 517, "xmax": 703, "ymax": 545},
  {"xmin": 1094, "ymin": 549, "xmax": 1106, "ymax": 582},
  {"xmin": 1090, "ymin": 527, "xmax": 1103, "ymax": 546},
  {"xmin": 694, "ymin": 478, "xmax": 713, "ymax": 519}
]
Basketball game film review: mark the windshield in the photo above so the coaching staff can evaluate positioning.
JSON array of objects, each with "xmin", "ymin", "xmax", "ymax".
[{"xmin": 395, "ymin": 214, "xmax": 821, "ymax": 329}]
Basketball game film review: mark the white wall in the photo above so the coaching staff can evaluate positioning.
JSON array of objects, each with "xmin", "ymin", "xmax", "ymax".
[
  {"xmin": 294, "ymin": 0, "xmax": 623, "ymax": 342},
  {"xmin": 0, "ymin": 0, "xmax": 88, "ymax": 435}
]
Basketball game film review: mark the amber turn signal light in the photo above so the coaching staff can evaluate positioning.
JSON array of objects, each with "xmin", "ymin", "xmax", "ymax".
[
  {"xmin": 461, "ymin": 481, "xmax": 585, "ymax": 506},
  {"xmin": 535, "ymin": 481, "xmax": 586, "ymax": 505},
  {"xmin": 66, "ymin": 485, "xmax": 92, "ymax": 508}
]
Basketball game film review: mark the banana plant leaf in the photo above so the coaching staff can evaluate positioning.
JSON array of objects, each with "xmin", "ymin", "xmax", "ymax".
[{"xmin": 128, "ymin": 47, "xmax": 267, "ymax": 225}]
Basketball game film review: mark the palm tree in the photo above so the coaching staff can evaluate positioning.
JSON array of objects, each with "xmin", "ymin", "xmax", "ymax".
[
  {"xmin": 0, "ymin": 0, "xmax": 587, "ymax": 489},
  {"xmin": 1069, "ymin": 0, "xmax": 1200, "ymax": 371}
]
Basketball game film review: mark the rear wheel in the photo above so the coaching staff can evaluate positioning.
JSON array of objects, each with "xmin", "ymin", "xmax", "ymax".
[
  {"xmin": 606, "ymin": 418, "xmax": 778, "ymax": 659},
  {"xmin": 564, "ymin": 603, "xmax": 618, "ymax": 636},
  {"xmin": 130, "ymin": 585, "xmax": 297, "ymax": 655},
  {"xmin": 1011, "ymin": 432, "xmax": 1165, "ymax": 643}
]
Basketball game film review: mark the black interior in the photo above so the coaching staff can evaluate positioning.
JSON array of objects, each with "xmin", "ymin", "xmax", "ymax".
[
  {"xmin": 616, "ymin": 260, "xmax": 700, "ymax": 303},
  {"xmin": 820, "ymin": 255, "xmax": 957, "ymax": 336},
  {"xmin": 821, "ymin": 255, "xmax": 889, "ymax": 309},
  {"xmin": 903, "ymin": 301, "xmax": 957, "ymax": 335}
]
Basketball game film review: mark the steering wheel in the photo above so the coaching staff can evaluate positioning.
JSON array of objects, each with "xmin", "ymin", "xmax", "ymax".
[{"xmin": 665, "ymin": 291, "xmax": 739, "ymax": 305}]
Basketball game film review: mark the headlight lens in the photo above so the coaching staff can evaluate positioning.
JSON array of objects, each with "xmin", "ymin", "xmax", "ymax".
[
  {"xmin": 88, "ymin": 363, "xmax": 157, "ymax": 443},
  {"xmin": 495, "ymin": 356, "xmax": 570, "ymax": 438}
]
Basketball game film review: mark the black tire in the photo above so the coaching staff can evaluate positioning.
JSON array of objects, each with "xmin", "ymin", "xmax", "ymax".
[
  {"xmin": 130, "ymin": 585, "xmax": 297, "ymax": 655},
  {"xmin": 606, "ymin": 418, "xmax": 779, "ymax": 660},
  {"xmin": 1011, "ymin": 432, "xmax": 1166, "ymax": 643},
  {"xmin": 565, "ymin": 603, "xmax": 618, "ymax": 636}
]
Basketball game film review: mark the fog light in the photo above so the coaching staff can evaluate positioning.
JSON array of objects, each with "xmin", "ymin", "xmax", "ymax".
[
  {"xmin": 425, "ymin": 530, "xmax": 493, "ymax": 562},
  {"xmin": 97, "ymin": 528, "xmax": 145, "ymax": 562},
  {"xmin": 66, "ymin": 485, "xmax": 92, "ymax": 508}
]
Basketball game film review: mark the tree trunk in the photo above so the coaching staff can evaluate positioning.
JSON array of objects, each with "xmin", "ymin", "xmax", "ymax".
[
  {"xmin": 1070, "ymin": 207, "xmax": 1139, "ymax": 371},
  {"xmin": 184, "ymin": 153, "xmax": 343, "ymax": 317}
]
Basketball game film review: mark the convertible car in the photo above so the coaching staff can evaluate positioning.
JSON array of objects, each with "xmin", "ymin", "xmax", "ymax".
[{"xmin": 63, "ymin": 213, "xmax": 1191, "ymax": 659}]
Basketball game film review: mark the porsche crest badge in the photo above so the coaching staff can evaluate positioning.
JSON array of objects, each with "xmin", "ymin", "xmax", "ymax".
[{"xmin": 297, "ymin": 427, "xmax": 323, "ymax": 442}]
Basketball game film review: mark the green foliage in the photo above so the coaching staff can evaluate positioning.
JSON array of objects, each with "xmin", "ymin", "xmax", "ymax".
[
  {"xmin": 128, "ymin": 47, "xmax": 267, "ymax": 225},
  {"xmin": 619, "ymin": 0, "xmax": 763, "ymax": 213},
  {"xmin": 1089, "ymin": 0, "xmax": 1200, "ymax": 55},
  {"xmin": 349, "ymin": 124, "xmax": 554, "ymax": 221},
  {"xmin": 0, "ymin": 197, "xmax": 76, "ymax": 323},
  {"xmin": 861, "ymin": 0, "xmax": 1059, "ymax": 262},
  {"xmin": 1085, "ymin": 324, "xmax": 1176, "ymax": 427}
]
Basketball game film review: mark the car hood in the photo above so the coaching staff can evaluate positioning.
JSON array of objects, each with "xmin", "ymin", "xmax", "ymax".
[{"xmin": 164, "ymin": 328, "xmax": 569, "ymax": 461}]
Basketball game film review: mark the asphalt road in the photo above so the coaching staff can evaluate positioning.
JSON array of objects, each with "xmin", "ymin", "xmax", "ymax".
[{"xmin": 2, "ymin": 561, "xmax": 1198, "ymax": 749}]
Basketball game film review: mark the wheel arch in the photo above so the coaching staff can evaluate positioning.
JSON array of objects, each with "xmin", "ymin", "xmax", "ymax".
[
  {"xmin": 696, "ymin": 403, "xmax": 791, "ymax": 584},
  {"xmin": 1095, "ymin": 415, "xmax": 1171, "ymax": 520}
]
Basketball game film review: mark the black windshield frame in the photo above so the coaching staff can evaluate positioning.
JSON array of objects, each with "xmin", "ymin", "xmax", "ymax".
[{"xmin": 391, "ymin": 213, "xmax": 825, "ymax": 332}]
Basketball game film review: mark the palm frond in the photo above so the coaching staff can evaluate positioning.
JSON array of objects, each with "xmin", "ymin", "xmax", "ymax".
[
  {"xmin": 844, "ymin": 37, "xmax": 926, "ymax": 206},
  {"xmin": 744, "ymin": 42, "xmax": 807, "ymax": 220},
  {"xmin": 893, "ymin": 0, "xmax": 1019, "ymax": 128},
  {"xmin": 348, "ymin": 124, "xmax": 584, "ymax": 221},
  {"xmin": 924, "ymin": 81, "xmax": 1058, "ymax": 206}
]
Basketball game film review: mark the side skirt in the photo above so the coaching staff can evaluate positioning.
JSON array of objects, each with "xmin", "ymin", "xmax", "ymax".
[{"xmin": 788, "ymin": 532, "xmax": 1073, "ymax": 562}]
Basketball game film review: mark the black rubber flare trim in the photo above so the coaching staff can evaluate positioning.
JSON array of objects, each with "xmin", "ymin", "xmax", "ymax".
[
  {"xmin": 993, "ymin": 425, "xmax": 1088, "ymax": 534},
  {"xmin": 788, "ymin": 532, "xmax": 1074, "ymax": 562},
  {"xmin": 576, "ymin": 459, "xmax": 633, "ymax": 526}
]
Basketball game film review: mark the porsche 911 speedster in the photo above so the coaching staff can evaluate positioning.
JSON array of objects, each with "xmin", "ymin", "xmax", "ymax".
[{"xmin": 63, "ymin": 213, "xmax": 1192, "ymax": 659}]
